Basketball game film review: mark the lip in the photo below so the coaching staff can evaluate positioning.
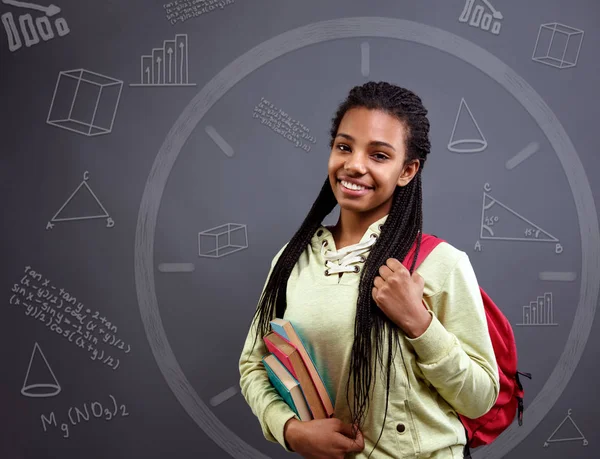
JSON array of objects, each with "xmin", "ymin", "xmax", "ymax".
[
  {"xmin": 338, "ymin": 179, "xmax": 372, "ymax": 196},
  {"xmin": 337, "ymin": 177, "xmax": 373, "ymax": 189}
]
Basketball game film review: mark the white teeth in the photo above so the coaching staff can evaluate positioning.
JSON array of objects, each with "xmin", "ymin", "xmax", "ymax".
[{"xmin": 341, "ymin": 180, "xmax": 367, "ymax": 191}]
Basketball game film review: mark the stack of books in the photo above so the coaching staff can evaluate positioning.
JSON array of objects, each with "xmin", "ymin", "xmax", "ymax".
[{"xmin": 261, "ymin": 318, "xmax": 334, "ymax": 421}]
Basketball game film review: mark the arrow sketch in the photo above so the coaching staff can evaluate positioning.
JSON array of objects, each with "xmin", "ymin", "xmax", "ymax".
[
  {"xmin": 2, "ymin": 0, "xmax": 60, "ymax": 16},
  {"xmin": 156, "ymin": 55, "xmax": 162, "ymax": 84},
  {"xmin": 481, "ymin": 0, "xmax": 503, "ymax": 19},
  {"xmin": 179, "ymin": 41, "xmax": 185, "ymax": 84},
  {"xmin": 167, "ymin": 46, "xmax": 173, "ymax": 83}
]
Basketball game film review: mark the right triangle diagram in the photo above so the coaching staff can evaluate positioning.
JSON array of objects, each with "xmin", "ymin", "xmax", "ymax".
[
  {"xmin": 544, "ymin": 409, "xmax": 588, "ymax": 447},
  {"xmin": 480, "ymin": 191, "xmax": 558, "ymax": 242}
]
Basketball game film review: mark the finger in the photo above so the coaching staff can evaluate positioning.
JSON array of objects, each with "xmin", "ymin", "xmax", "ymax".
[
  {"xmin": 384, "ymin": 260, "xmax": 410, "ymax": 282},
  {"xmin": 372, "ymin": 287, "xmax": 379, "ymax": 305},
  {"xmin": 354, "ymin": 429, "xmax": 365, "ymax": 449},
  {"xmin": 373, "ymin": 276, "xmax": 383, "ymax": 289},
  {"xmin": 336, "ymin": 422, "xmax": 355, "ymax": 438},
  {"xmin": 385, "ymin": 258, "xmax": 404, "ymax": 272},
  {"xmin": 342, "ymin": 429, "xmax": 365, "ymax": 452},
  {"xmin": 378, "ymin": 264, "xmax": 393, "ymax": 280}
]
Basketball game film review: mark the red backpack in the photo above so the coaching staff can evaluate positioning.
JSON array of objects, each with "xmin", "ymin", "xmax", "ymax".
[{"xmin": 402, "ymin": 234, "xmax": 531, "ymax": 455}]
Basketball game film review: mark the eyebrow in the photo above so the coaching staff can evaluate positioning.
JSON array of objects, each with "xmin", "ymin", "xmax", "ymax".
[{"xmin": 335, "ymin": 133, "xmax": 396, "ymax": 152}]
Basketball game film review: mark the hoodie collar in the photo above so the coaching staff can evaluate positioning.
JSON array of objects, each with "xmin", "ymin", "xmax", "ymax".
[{"xmin": 313, "ymin": 213, "xmax": 389, "ymax": 248}]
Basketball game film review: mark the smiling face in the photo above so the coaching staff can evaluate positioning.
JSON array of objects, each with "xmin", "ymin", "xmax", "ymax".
[{"xmin": 328, "ymin": 107, "xmax": 420, "ymax": 223}]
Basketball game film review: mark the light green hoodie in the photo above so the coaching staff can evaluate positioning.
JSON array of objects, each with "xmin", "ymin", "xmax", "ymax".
[{"xmin": 239, "ymin": 214, "xmax": 499, "ymax": 458}]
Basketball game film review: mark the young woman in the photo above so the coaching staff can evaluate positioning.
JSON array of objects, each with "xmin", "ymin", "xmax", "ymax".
[{"xmin": 239, "ymin": 81, "xmax": 499, "ymax": 459}]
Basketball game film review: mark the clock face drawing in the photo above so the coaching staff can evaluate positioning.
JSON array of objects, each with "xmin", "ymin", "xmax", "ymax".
[{"xmin": 134, "ymin": 18, "xmax": 600, "ymax": 459}]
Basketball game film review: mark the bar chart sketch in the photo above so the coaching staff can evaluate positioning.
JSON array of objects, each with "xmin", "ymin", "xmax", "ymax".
[
  {"xmin": 130, "ymin": 33, "xmax": 196, "ymax": 87},
  {"xmin": 516, "ymin": 292, "xmax": 558, "ymax": 327},
  {"xmin": 1, "ymin": 0, "xmax": 70, "ymax": 52},
  {"xmin": 458, "ymin": 0, "xmax": 503, "ymax": 35}
]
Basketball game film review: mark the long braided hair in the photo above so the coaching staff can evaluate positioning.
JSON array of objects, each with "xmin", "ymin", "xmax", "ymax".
[{"xmin": 246, "ymin": 81, "xmax": 431, "ymax": 455}]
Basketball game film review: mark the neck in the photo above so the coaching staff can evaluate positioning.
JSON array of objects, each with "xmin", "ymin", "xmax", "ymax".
[{"xmin": 331, "ymin": 208, "xmax": 388, "ymax": 246}]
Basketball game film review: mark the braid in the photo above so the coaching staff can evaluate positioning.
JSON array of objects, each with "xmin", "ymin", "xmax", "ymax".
[{"xmin": 246, "ymin": 81, "xmax": 431, "ymax": 458}]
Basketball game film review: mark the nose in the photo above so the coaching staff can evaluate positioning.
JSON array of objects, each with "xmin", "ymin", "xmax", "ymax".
[{"xmin": 344, "ymin": 151, "xmax": 368, "ymax": 175}]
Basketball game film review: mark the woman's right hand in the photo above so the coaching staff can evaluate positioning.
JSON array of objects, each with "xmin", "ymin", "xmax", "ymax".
[{"xmin": 284, "ymin": 417, "xmax": 365, "ymax": 459}]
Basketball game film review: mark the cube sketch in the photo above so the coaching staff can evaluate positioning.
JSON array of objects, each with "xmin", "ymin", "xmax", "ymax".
[
  {"xmin": 47, "ymin": 69, "xmax": 123, "ymax": 136},
  {"xmin": 532, "ymin": 23, "xmax": 584, "ymax": 69},
  {"xmin": 198, "ymin": 223, "xmax": 248, "ymax": 258}
]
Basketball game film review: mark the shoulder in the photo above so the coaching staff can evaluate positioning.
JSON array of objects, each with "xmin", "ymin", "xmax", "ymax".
[
  {"xmin": 270, "ymin": 241, "xmax": 290, "ymax": 268},
  {"xmin": 416, "ymin": 240, "xmax": 472, "ymax": 297}
]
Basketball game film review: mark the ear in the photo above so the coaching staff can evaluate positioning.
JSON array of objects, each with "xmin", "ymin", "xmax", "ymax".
[{"xmin": 396, "ymin": 159, "xmax": 420, "ymax": 187}]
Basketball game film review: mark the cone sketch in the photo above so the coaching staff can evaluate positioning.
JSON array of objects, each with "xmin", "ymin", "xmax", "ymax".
[
  {"xmin": 448, "ymin": 98, "xmax": 487, "ymax": 153},
  {"xmin": 21, "ymin": 342, "xmax": 61, "ymax": 398}
]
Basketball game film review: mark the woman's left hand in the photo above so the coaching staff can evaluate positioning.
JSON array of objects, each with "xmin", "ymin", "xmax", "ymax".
[{"xmin": 372, "ymin": 258, "xmax": 432, "ymax": 338}]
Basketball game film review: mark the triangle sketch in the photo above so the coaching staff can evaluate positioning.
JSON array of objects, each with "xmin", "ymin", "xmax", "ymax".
[
  {"xmin": 480, "ymin": 191, "xmax": 559, "ymax": 242},
  {"xmin": 21, "ymin": 342, "xmax": 61, "ymax": 398},
  {"xmin": 544, "ymin": 409, "xmax": 588, "ymax": 447},
  {"xmin": 448, "ymin": 98, "xmax": 487, "ymax": 153},
  {"xmin": 50, "ymin": 178, "xmax": 109, "ymax": 223}
]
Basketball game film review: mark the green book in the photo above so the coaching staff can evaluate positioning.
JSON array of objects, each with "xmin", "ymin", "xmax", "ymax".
[{"xmin": 262, "ymin": 353, "xmax": 313, "ymax": 421}]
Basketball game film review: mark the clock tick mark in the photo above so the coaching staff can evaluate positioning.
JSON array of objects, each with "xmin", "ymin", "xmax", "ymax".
[
  {"xmin": 209, "ymin": 386, "xmax": 238, "ymax": 407},
  {"xmin": 539, "ymin": 272, "xmax": 577, "ymax": 282},
  {"xmin": 506, "ymin": 141, "xmax": 540, "ymax": 170},
  {"xmin": 361, "ymin": 41, "xmax": 370, "ymax": 77},
  {"xmin": 158, "ymin": 263, "xmax": 195, "ymax": 273},
  {"xmin": 205, "ymin": 125, "xmax": 234, "ymax": 157}
]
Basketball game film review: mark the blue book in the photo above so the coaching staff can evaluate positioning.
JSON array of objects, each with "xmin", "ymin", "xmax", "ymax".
[
  {"xmin": 262, "ymin": 354, "xmax": 313, "ymax": 421},
  {"xmin": 270, "ymin": 318, "xmax": 334, "ymax": 417}
]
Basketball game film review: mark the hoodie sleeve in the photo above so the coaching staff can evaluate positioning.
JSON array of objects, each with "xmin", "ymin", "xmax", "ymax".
[
  {"xmin": 406, "ymin": 252, "xmax": 500, "ymax": 419},
  {"xmin": 238, "ymin": 243, "xmax": 298, "ymax": 452}
]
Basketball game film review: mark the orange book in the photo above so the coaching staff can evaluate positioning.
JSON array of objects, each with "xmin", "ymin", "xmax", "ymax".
[
  {"xmin": 263, "ymin": 331, "xmax": 327, "ymax": 419},
  {"xmin": 270, "ymin": 318, "xmax": 334, "ymax": 418}
]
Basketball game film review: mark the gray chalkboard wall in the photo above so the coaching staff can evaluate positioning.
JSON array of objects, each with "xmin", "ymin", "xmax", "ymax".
[{"xmin": 2, "ymin": 1, "xmax": 600, "ymax": 458}]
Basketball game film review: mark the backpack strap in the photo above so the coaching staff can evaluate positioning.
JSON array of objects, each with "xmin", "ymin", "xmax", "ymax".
[
  {"xmin": 401, "ymin": 233, "xmax": 444, "ymax": 270},
  {"xmin": 403, "ymin": 233, "xmax": 475, "ymax": 456},
  {"xmin": 464, "ymin": 443, "xmax": 472, "ymax": 458}
]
